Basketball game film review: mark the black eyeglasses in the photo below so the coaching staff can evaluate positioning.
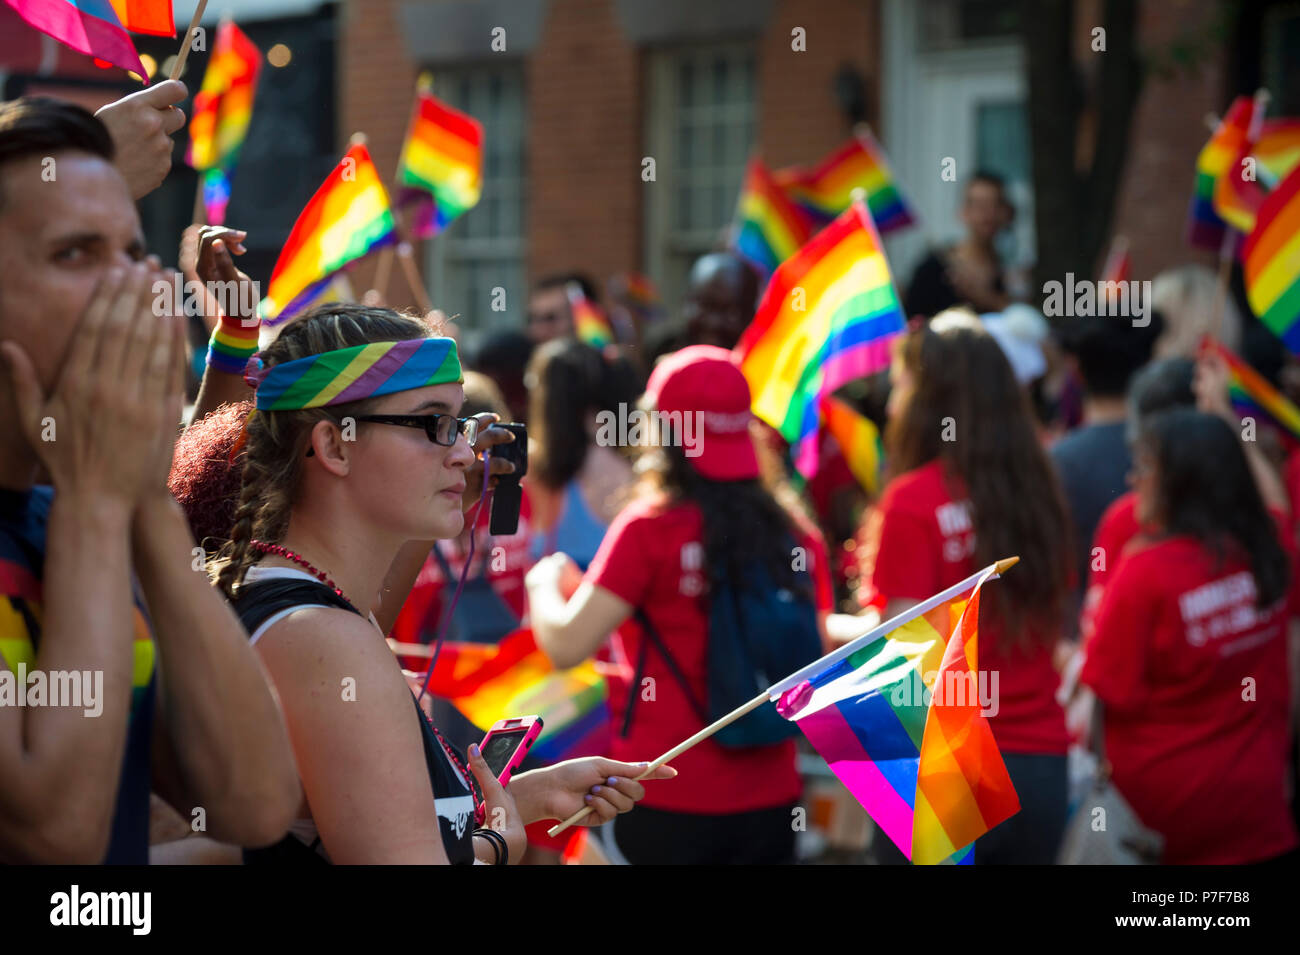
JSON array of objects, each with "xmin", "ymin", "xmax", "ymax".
[{"xmin": 353, "ymin": 413, "xmax": 480, "ymax": 447}]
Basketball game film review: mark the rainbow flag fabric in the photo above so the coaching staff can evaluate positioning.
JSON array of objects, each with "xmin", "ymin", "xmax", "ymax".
[
  {"xmin": 187, "ymin": 20, "xmax": 262, "ymax": 225},
  {"xmin": 819, "ymin": 394, "xmax": 882, "ymax": 494},
  {"xmin": 397, "ymin": 86, "xmax": 484, "ymax": 240},
  {"xmin": 568, "ymin": 282, "xmax": 615, "ymax": 348},
  {"xmin": 736, "ymin": 199, "xmax": 906, "ymax": 477},
  {"xmin": 1203, "ymin": 337, "xmax": 1300, "ymax": 448},
  {"xmin": 108, "ymin": 0, "xmax": 171, "ymax": 35},
  {"xmin": 1213, "ymin": 119, "xmax": 1300, "ymax": 237},
  {"xmin": 261, "ymin": 142, "xmax": 398, "ymax": 323},
  {"xmin": 775, "ymin": 131, "xmax": 915, "ymax": 233},
  {"xmin": 1188, "ymin": 96, "xmax": 1256, "ymax": 250},
  {"xmin": 1243, "ymin": 164, "xmax": 1300, "ymax": 354},
  {"xmin": 419, "ymin": 628, "xmax": 610, "ymax": 765},
  {"xmin": 4, "ymin": 0, "xmax": 146, "ymax": 78},
  {"xmin": 732, "ymin": 157, "xmax": 813, "ymax": 278},
  {"xmin": 775, "ymin": 570, "xmax": 1018, "ymax": 864}
]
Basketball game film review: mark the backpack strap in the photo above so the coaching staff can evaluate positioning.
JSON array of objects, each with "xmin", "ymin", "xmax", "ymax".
[{"xmin": 620, "ymin": 609, "xmax": 707, "ymax": 738}]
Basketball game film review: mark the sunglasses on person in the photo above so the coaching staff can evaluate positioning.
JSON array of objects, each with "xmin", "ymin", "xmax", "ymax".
[{"xmin": 354, "ymin": 413, "xmax": 481, "ymax": 446}]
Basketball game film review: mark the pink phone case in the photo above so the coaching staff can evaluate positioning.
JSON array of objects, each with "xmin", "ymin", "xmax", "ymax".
[{"xmin": 474, "ymin": 716, "xmax": 543, "ymax": 825}]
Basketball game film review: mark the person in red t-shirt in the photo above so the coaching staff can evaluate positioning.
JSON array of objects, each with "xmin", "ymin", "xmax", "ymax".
[
  {"xmin": 1081, "ymin": 409, "xmax": 1299, "ymax": 863},
  {"xmin": 858, "ymin": 311, "xmax": 1074, "ymax": 864},
  {"xmin": 526, "ymin": 346, "xmax": 833, "ymax": 864}
]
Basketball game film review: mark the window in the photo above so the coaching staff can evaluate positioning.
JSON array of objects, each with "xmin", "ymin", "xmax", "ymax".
[
  {"xmin": 425, "ymin": 65, "xmax": 526, "ymax": 349},
  {"xmin": 645, "ymin": 43, "xmax": 757, "ymax": 313}
]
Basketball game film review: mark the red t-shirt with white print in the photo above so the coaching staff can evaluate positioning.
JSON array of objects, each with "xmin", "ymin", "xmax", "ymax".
[
  {"xmin": 861, "ymin": 460, "xmax": 1070, "ymax": 755},
  {"xmin": 586, "ymin": 493, "xmax": 833, "ymax": 814},
  {"xmin": 1080, "ymin": 534, "xmax": 1298, "ymax": 864},
  {"xmin": 1077, "ymin": 491, "xmax": 1143, "ymax": 643}
]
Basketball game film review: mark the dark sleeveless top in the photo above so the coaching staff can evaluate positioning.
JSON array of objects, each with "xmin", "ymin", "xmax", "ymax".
[{"xmin": 229, "ymin": 576, "xmax": 476, "ymax": 865}]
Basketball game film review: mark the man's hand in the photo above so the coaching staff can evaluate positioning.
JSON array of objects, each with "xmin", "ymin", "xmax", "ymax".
[
  {"xmin": 96, "ymin": 80, "xmax": 188, "ymax": 199},
  {"xmin": 1, "ymin": 263, "xmax": 183, "ymax": 504}
]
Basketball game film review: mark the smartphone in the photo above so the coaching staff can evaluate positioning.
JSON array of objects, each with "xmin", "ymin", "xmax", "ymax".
[
  {"xmin": 488, "ymin": 423, "xmax": 528, "ymax": 536},
  {"xmin": 478, "ymin": 716, "xmax": 543, "ymax": 790}
]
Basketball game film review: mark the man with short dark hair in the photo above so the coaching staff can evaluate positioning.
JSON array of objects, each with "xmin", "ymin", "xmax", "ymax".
[
  {"xmin": 903, "ymin": 171, "xmax": 1014, "ymax": 319},
  {"xmin": 526, "ymin": 272, "xmax": 598, "ymax": 345},
  {"xmin": 0, "ymin": 98, "xmax": 299, "ymax": 863}
]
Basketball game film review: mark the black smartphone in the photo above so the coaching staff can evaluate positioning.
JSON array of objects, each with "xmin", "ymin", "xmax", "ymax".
[{"xmin": 488, "ymin": 423, "xmax": 527, "ymax": 536}]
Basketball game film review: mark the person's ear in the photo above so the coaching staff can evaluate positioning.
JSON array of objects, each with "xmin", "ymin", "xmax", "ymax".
[{"xmin": 308, "ymin": 418, "xmax": 351, "ymax": 477}]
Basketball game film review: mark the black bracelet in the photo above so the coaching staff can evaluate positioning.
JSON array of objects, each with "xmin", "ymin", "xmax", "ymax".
[{"xmin": 473, "ymin": 827, "xmax": 509, "ymax": 866}]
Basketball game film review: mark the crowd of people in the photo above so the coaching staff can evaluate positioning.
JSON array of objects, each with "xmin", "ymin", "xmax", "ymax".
[{"xmin": 0, "ymin": 85, "xmax": 1296, "ymax": 867}]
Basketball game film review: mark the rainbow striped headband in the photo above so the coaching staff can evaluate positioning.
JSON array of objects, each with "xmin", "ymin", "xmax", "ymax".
[{"xmin": 248, "ymin": 338, "xmax": 463, "ymax": 410}]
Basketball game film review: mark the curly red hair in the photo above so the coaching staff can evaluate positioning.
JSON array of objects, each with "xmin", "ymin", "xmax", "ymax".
[{"xmin": 168, "ymin": 401, "xmax": 253, "ymax": 555}]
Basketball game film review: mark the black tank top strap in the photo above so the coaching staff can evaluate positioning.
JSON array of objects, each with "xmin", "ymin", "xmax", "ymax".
[{"xmin": 230, "ymin": 575, "xmax": 476, "ymax": 865}]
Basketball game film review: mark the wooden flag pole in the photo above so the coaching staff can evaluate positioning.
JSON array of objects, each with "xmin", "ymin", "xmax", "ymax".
[
  {"xmin": 545, "ymin": 555, "xmax": 1021, "ymax": 838},
  {"xmin": 171, "ymin": 0, "xmax": 209, "ymax": 80}
]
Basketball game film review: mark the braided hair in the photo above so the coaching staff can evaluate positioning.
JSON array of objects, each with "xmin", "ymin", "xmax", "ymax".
[{"xmin": 210, "ymin": 303, "xmax": 433, "ymax": 598}]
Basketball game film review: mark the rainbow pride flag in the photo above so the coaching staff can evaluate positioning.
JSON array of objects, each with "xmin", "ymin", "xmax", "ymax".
[
  {"xmin": 108, "ymin": 0, "xmax": 171, "ymax": 35},
  {"xmin": 1188, "ymin": 96, "xmax": 1256, "ymax": 250},
  {"xmin": 1203, "ymin": 338, "xmax": 1300, "ymax": 449},
  {"xmin": 187, "ymin": 20, "xmax": 261, "ymax": 225},
  {"xmin": 397, "ymin": 85, "xmax": 484, "ymax": 240},
  {"xmin": 819, "ymin": 394, "xmax": 882, "ymax": 494},
  {"xmin": 775, "ymin": 567, "xmax": 1018, "ymax": 864},
  {"xmin": 420, "ymin": 628, "xmax": 610, "ymax": 765},
  {"xmin": 261, "ymin": 142, "xmax": 397, "ymax": 323},
  {"xmin": 4, "ymin": 0, "xmax": 146, "ymax": 78},
  {"xmin": 568, "ymin": 282, "xmax": 615, "ymax": 348},
  {"xmin": 732, "ymin": 157, "xmax": 813, "ymax": 278},
  {"xmin": 1213, "ymin": 119, "xmax": 1300, "ymax": 237},
  {"xmin": 736, "ymin": 199, "xmax": 905, "ymax": 478},
  {"xmin": 774, "ymin": 131, "xmax": 914, "ymax": 233},
  {"xmin": 1256, "ymin": 119, "xmax": 1300, "ymax": 182},
  {"xmin": 1243, "ymin": 164, "xmax": 1300, "ymax": 354}
]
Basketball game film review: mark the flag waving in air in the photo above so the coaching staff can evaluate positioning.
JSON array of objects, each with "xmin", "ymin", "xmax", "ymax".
[
  {"xmin": 775, "ymin": 130, "xmax": 915, "ymax": 233},
  {"xmin": 735, "ymin": 199, "xmax": 905, "ymax": 480},
  {"xmin": 774, "ymin": 564, "xmax": 1019, "ymax": 864},
  {"xmin": 4, "ymin": 0, "xmax": 147, "ymax": 78},
  {"xmin": 397, "ymin": 81, "xmax": 484, "ymax": 239},
  {"xmin": 1243, "ymin": 164, "xmax": 1300, "ymax": 354},
  {"xmin": 731, "ymin": 156, "xmax": 813, "ymax": 279},
  {"xmin": 187, "ymin": 20, "xmax": 262, "ymax": 225},
  {"xmin": 109, "ymin": 0, "xmax": 172, "ymax": 35},
  {"xmin": 261, "ymin": 142, "xmax": 398, "ymax": 323},
  {"xmin": 1188, "ymin": 95, "xmax": 1257, "ymax": 250}
]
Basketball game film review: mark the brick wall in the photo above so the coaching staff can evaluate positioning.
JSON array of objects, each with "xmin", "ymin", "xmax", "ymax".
[
  {"xmin": 336, "ymin": 0, "xmax": 1227, "ymax": 312},
  {"xmin": 758, "ymin": 0, "xmax": 880, "ymax": 168},
  {"xmin": 526, "ymin": 0, "xmax": 641, "ymax": 285}
]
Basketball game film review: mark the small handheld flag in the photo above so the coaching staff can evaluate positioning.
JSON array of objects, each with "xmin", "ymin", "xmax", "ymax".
[
  {"xmin": 187, "ymin": 20, "xmax": 262, "ymax": 225},
  {"xmin": 397, "ymin": 85, "xmax": 484, "ymax": 239},
  {"xmin": 735, "ymin": 199, "xmax": 906, "ymax": 479},
  {"xmin": 775, "ymin": 130, "xmax": 915, "ymax": 233},
  {"xmin": 4, "ymin": 0, "xmax": 147, "ymax": 79},
  {"xmin": 731, "ymin": 157, "xmax": 813, "ymax": 279},
  {"xmin": 109, "ymin": 0, "xmax": 173, "ymax": 36},
  {"xmin": 568, "ymin": 283, "xmax": 615, "ymax": 348},
  {"xmin": 261, "ymin": 142, "xmax": 398, "ymax": 323},
  {"xmin": 1187, "ymin": 96, "xmax": 1257, "ymax": 250},
  {"xmin": 1243, "ymin": 164, "xmax": 1300, "ymax": 354}
]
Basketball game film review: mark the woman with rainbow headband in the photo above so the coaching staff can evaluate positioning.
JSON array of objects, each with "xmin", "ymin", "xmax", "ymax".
[{"xmin": 208, "ymin": 303, "xmax": 674, "ymax": 865}]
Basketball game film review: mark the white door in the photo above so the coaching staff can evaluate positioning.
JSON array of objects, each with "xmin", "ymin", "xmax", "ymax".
[{"xmin": 880, "ymin": 0, "xmax": 1033, "ymax": 300}]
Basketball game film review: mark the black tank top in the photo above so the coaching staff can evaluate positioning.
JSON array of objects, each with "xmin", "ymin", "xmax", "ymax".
[{"xmin": 229, "ymin": 576, "xmax": 476, "ymax": 865}]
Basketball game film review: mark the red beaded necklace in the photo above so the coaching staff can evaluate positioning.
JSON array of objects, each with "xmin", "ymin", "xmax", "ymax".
[
  {"xmin": 246, "ymin": 538, "xmax": 481, "ymax": 808},
  {"xmin": 249, "ymin": 540, "xmax": 353, "ymax": 606}
]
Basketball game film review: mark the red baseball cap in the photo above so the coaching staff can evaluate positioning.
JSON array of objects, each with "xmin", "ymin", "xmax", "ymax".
[{"xmin": 643, "ymin": 345, "xmax": 759, "ymax": 481}]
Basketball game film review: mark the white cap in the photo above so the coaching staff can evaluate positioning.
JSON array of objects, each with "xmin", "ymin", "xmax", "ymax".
[{"xmin": 979, "ymin": 304, "xmax": 1049, "ymax": 385}]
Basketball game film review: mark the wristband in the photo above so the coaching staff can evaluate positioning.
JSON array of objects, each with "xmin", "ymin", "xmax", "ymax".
[
  {"xmin": 207, "ymin": 314, "xmax": 260, "ymax": 374},
  {"xmin": 473, "ymin": 826, "xmax": 508, "ymax": 866}
]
